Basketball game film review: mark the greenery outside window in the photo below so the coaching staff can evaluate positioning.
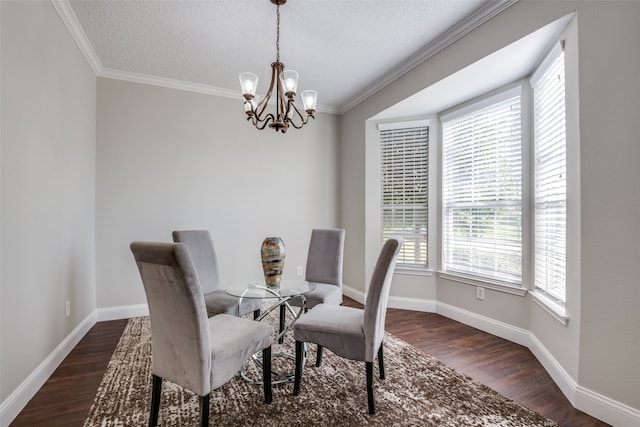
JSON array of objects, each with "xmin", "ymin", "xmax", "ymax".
[{"xmin": 379, "ymin": 121, "xmax": 429, "ymax": 268}]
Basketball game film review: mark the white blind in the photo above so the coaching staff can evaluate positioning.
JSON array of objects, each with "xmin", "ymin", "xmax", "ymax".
[
  {"xmin": 380, "ymin": 125, "xmax": 429, "ymax": 267},
  {"xmin": 532, "ymin": 44, "xmax": 567, "ymax": 303},
  {"xmin": 442, "ymin": 92, "xmax": 522, "ymax": 284}
]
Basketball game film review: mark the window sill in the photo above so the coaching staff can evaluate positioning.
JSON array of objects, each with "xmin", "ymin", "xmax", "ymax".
[
  {"xmin": 395, "ymin": 266, "xmax": 433, "ymax": 276},
  {"xmin": 530, "ymin": 291, "xmax": 569, "ymax": 326},
  {"xmin": 438, "ymin": 271, "xmax": 528, "ymax": 296}
]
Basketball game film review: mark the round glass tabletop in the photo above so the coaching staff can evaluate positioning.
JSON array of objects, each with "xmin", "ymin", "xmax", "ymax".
[{"xmin": 226, "ymin": 279, "xmax": 317, "ymax": 299}]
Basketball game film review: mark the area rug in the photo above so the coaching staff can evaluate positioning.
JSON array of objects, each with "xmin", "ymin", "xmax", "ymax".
[{"xmin": 83, "ymin": 316, "xmax": 557, "ymax": 426}]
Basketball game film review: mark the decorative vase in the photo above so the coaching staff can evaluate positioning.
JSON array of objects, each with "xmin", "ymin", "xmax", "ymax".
[{"xmin": 261, "ymin": 237, "xmax": 285, "ymax": 288}]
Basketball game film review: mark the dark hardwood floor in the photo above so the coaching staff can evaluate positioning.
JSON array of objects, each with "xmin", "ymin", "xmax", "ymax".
[
  {"xmin": 11, "ymin": 298, "xmax": 607, "ymax": 426},
  {"xmin": 10, "ymin": 318, "xmax": 129, "ymax": 427}
]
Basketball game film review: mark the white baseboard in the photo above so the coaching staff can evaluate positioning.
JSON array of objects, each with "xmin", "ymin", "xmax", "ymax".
[
  {"xmin": 529, "ymin": 333, "xmax": 640, "ymax": 425},
  {"xmin": 388, "ymin": 295, "xmax": 437, "ymax": 312},
  {"xmin": 96, "ymin": 303, "xmax": 148, "ymax": 321},
  {"xmin": 527, "ymin": 332, "xmax": 577, "ymax": 404},
  {"xmin": 343, "ymin": 286, "xmax": 438, "ymax": 312},
  {"xmin": 436, "ymin": 301, "xmax": 530, "ymax": 347},
  {"xmin": 575, "ymin": 385, "xmax": 640, "ymax": 427},
  {"xmin": 342, "ymin": 284, "xmax": 365, "ymax": 304},
  {"xmin": 0, "ymin": 311, "xmax": 96, "ymax": 427}
]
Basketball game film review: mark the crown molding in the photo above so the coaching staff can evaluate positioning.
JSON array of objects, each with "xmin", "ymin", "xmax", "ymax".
[
  {"xmin": 53, "ymin": 0, "xmax": 510, "ymax": 116},
  {"xmin": 51, "ymin": 0, "xmax": 338, "ymax": 114},
  {"xmin": 98, "ymin": 69, "xmax": 337, "ymax": 114},
  {"xmin": 337, "ymin": 0, "xmax": 520, "ymax": 114},
  {"xmin": 51, "ymin": 0, "xmax": 103, "ymax": 75},
  {"xmin": 98, "ymin": 68, "xmax": 240, "ymax": 98}
]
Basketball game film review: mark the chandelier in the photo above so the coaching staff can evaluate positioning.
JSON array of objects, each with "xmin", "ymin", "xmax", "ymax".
[{"xmin": 239, "ymin": 0, "xmax": 317, "ymax": 133}]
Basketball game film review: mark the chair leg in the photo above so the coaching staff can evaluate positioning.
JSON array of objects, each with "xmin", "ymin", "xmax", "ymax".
[
  {"xmin": 253, "ymin": 309, "xmax": 261, "ymax": 320},
  {"xmin": 262, "ymin": 346, "xmax": 273, "ymax": 403},
  {"xmin": 315, "ymin": 345, "xmax": 324, "ymax": 367},
  {"xmin": 278, "ymin": 305, "xmax": 286, "ymax": 344},
  {"xmin": 366, "ymin": 361, "xmax": 375, "ymax": 415},
  {"xmin": 293, "ymin": 340, "xmax": 303, "ymax": 395},
  {"xmin": 149, "ymin": 374, "xmax": 162, "ymax": 427},
  {"xmin": 378, "ymin": 343, "xmax": 385, "ymax": 380},
  {"xmin": 199, "ymin": 394, "xmax": 210, "ymax": 427}
]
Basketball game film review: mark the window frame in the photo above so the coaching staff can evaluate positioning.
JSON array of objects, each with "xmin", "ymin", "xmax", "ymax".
[
  {"xmin": 378, "ymin": 120, "xmax": 430, "ymax": 270},
  {"xmin": 529, "ymin": 41, "xmax": 569, "ymax": 321},
  {"xmin": 440, "ymin": 86, "xmax": 525, "ymax": 288}
]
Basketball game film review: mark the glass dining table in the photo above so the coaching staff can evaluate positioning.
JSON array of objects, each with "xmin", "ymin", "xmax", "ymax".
[{"xmin": 226, "ymin": 279, "xmax": 316, "ymax": 384}]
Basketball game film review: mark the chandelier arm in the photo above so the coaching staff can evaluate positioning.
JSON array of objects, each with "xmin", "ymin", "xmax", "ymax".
[
  {"xmin": 252, "ymin": 113, "xmax": 277, "ymax": 130},
  {"xmin": 254, "ymin": 63, "xmax": 280, "ymax": 120},
  {"xmin": 289, "ymin": 100, "xmax": 305, "ymax": 119},
  {"xmin": 288, "ymin": 118, "xmax": 307, "ymax": 130},
  {"xmin": 283, "ymin": 88, "xmax": 301, "ymax": 123},
  {"xmin": 248, "ymin": 112, "xmax": 269, "ymax": 125},
  {"xmin": 255, "ymin": 97, "xmax": 270, "ymax": 120},
  {"xmin": 255, "ymin": 120, "xmax": 272, "ymax": 131},
  {"xmin": 247, "ymin": 116, "xmax": 260, "ymax": 128},
  {"xmin": 285, "ymin": 101, "xmax": 311, "ymax": 129},
  {"xmin": 275, "ymin": 63, "xmax": 287, "ymax": 122}
]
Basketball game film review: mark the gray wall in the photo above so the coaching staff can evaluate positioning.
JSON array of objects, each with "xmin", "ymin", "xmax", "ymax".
[
  {"xmin": 575, "ymin": 1, "xmax": 640, "ymax": 409},
  {"xmin": 1, "ymin": 0, "xmax": 97, "ymax": 403},
  {"xmin": 339, "ymin": 0, "xmax": 640, "ymax": 412},
  {"xmin": 95, "ymin": 78, "xmax": 339, "ymax": 309}
]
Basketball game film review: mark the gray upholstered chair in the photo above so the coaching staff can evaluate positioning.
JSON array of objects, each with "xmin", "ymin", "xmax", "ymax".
[
  {"xmin": 172, "ymin": 230, "xmax": 262, "ymax": 319},
  {"xmin": 292, "ymin": 237, "xmax": 403, "ymax": 415},
  {"xmin": 277, "ymin": 228, "xmax": 345, "ymax": 344},
  {"xmin": 130, "ymin": 241, "xmax": 274, "ymax": 427},
  {"xmin": 297, "ymin": 228, "xmax": 346, "ymax": 308}
]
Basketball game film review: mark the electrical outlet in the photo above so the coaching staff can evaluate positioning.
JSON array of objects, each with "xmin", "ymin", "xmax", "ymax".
[
  {"xmin": 296, "ymin": 266, "xmax": 303, "ymax": 277},
  {"xmin": 476, "ymin": 287, "xmax": 485, "ymax": 301},
  {"xmin": 65, "ymin": 300, "xmax": 71, "ymax": 317}
]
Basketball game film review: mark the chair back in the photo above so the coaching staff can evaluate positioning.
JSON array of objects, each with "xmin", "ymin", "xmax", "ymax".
[
  {"xmin": 363, "ymin": 237, "xmax": 403, "ymax": 362},
  {"xmin": 172, "ymin": 230, "xmax": 220, "ymax": 293},
  {"xmin": 130, "ymin": 241, "xmax": 212, "ymax": 396},
  {"xmin": 305, "ymin": 228, "xmax": 345, "ymax": 286}
]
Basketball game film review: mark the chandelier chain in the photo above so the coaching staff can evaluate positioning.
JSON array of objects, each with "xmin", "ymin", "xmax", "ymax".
[{"xmin": 276, "ymin": 4, "xmax": 280, "ymax": 62}]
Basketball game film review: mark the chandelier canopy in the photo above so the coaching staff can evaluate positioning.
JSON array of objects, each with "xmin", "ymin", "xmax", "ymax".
[{"xmin": 239, "ymin": 0, "xmax": 317, "ymax": 133}]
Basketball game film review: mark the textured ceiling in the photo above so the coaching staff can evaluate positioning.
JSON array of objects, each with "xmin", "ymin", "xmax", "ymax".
[{"xmin": 63, "ymin": 0, "xmax": 511, "ymax": 113}]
